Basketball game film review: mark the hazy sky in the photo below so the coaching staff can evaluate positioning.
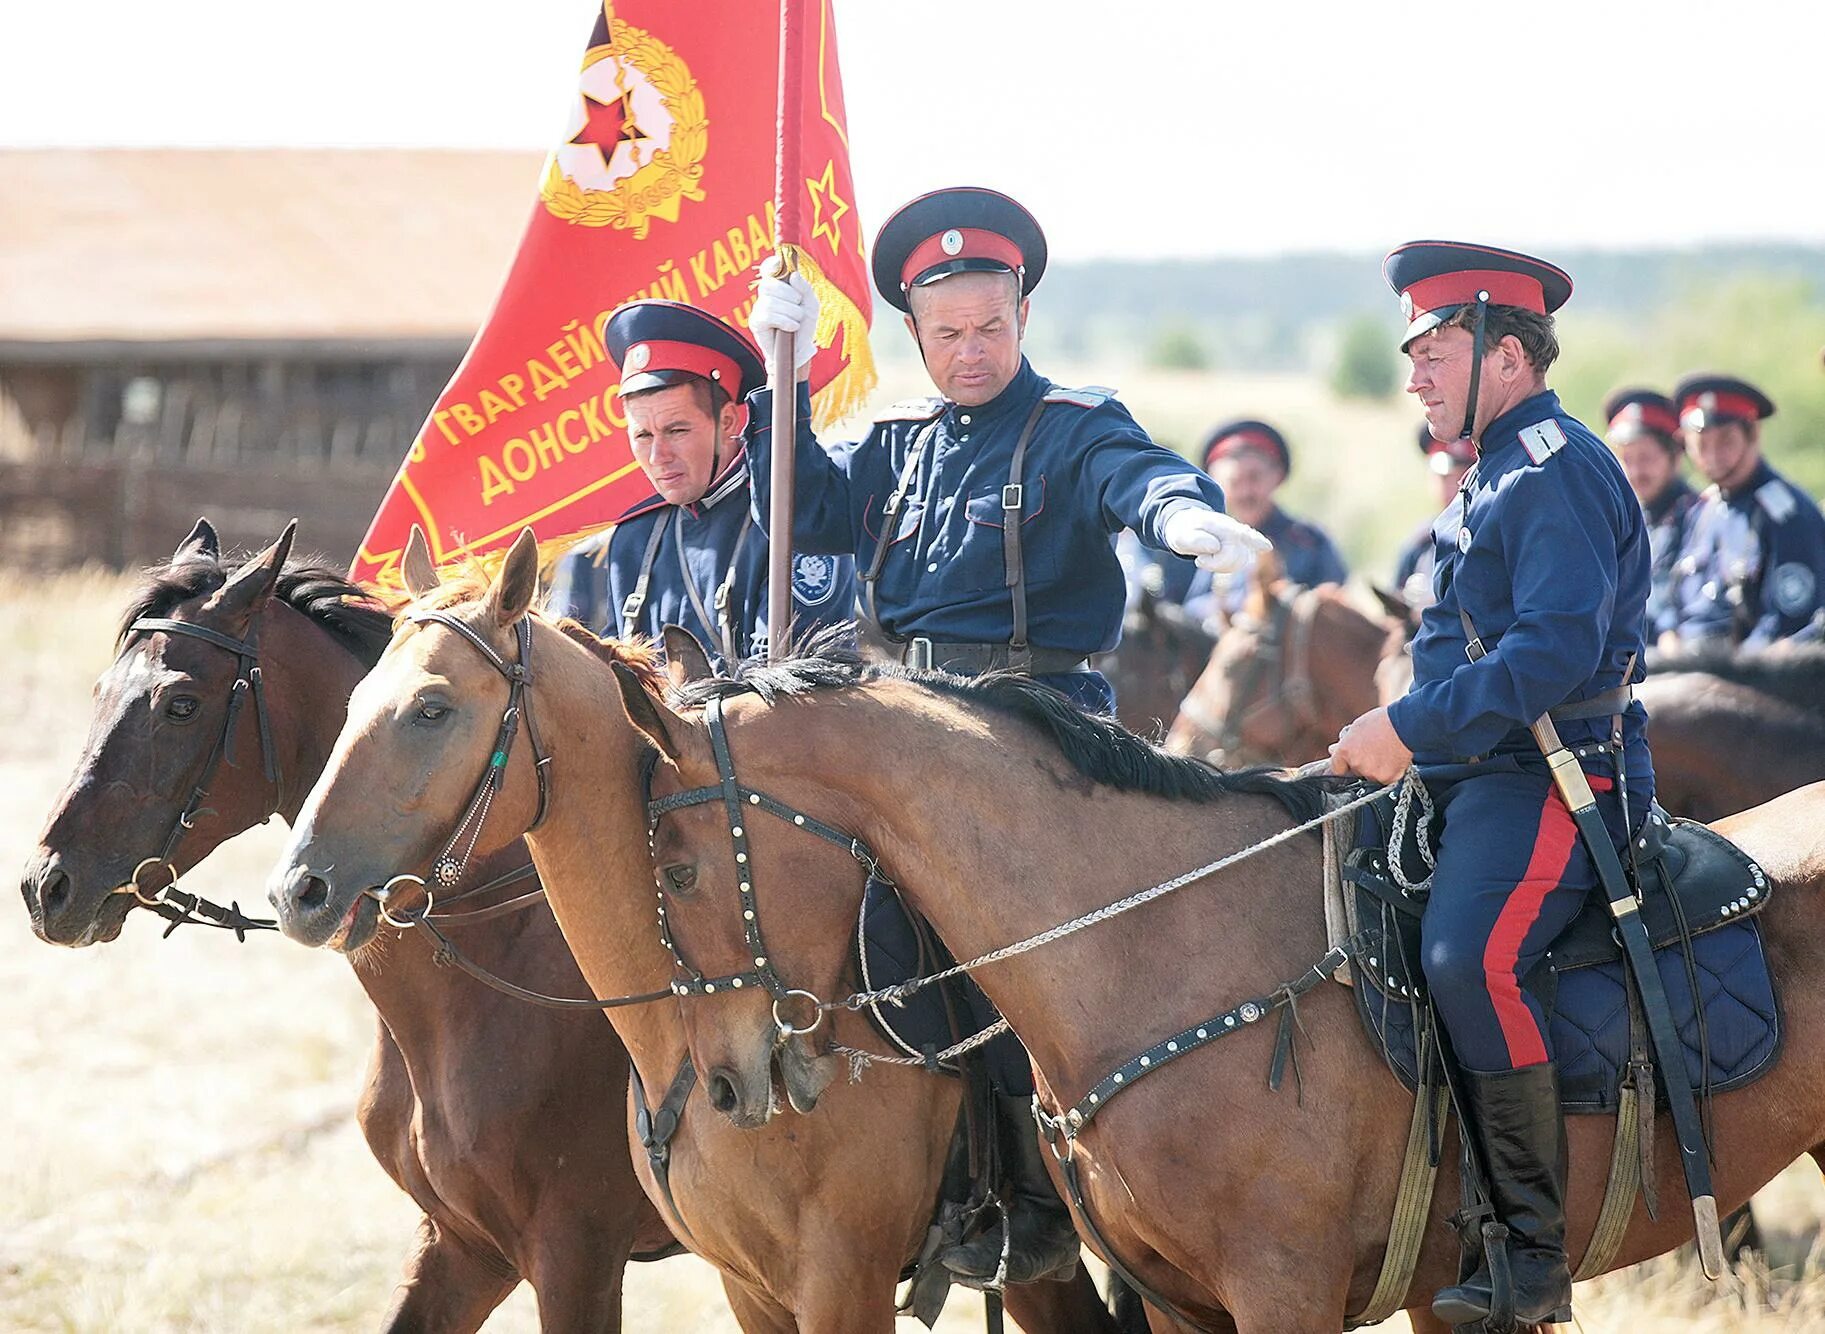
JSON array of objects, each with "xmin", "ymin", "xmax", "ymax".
[{"xmin": 7, "ymin": 0, "xmax": 1823, "ymax": 260}]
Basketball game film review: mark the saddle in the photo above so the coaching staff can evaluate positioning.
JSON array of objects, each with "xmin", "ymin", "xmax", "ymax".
[{"xmin": 1340, "ymin": 789, "xmax": 1782, "ymax": 1114}]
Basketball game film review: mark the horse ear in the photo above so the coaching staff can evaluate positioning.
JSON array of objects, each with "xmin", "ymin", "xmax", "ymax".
[
  {"xmin": 610, "ymin": 660, "xmax": 693, "ymax": 764},
  {"xmin": 401, "ymin": 525, "xmax": 440, "ymax": 599},
  {"xmin": 489, "ymin": 528, "xmax": 541, "ymax": 627},
  {"xmin": 662, "ymin": 624, "xmax": 716, "ymax": 687},
  {"xmin": 1369, "ymin": 583, "xmax": 1411, "ymax": 625},
  {"xmin": 173, "ymin": 517, "xmax": 221, "ymax": 564},
  {"xmin": 1244, "ymin": 551, "xmax": 1280, "ymax": 623},
  {"xmin": 212, "ymin": 519, "xmax": 296, "ymax": 623}
]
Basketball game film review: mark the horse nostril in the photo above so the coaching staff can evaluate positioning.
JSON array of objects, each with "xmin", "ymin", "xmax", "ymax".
[
  {"xmin": 707, "ymin": 1071, "xmax": 739, "ymax": 1115},
  {"xmin": 38, "ymin": 869, "xmax": 71, "ymax": 915},
  {"xmin": 297, "ymin": 875, "xmax": 330, "ymax": 911}
]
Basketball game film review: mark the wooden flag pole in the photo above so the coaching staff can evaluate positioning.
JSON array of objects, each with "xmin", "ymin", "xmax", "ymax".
[{"xmin": 765, "ymin": 0, "xmax": 807, "ymax": 663}]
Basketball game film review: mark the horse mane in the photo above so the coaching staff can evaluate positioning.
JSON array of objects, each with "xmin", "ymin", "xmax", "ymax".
[
  {"xmin": 554, "ymin": 618, "xmax": 667, "ymax": 694},
  {"xmin": 119, "ymin": 552, "xmax": 396, "ymax": 667},
  {"xmin": 1650, "ymin": 641, "xmax": 1825, "ymax": 720},
  {"xmin": 673, "ymin": 628, "xmax": 1334, "ymax": 823}
]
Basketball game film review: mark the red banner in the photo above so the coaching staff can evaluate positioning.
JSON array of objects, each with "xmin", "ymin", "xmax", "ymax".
[{"xmin": 352, "ymin": 0, "xmax": 874, "ymax": 590}]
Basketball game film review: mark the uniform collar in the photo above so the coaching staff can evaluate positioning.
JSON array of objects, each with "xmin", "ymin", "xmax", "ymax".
[
  {"xmin": 1721, "ymin": 457, "xmax": 1777, "ymax": 502},
  {"xmin": 615, "ymin": 450, "xmax": 750, "ymax": 524},
  {"xmin": 947, "ymin": 357, "xmax": 1042, "ymax": 426},
  {"xmin": 1477, "ymin": 389, "xmax": 1563, "ymax": 462},
  {"xmin": 1257, "ymin": 505, "xmax": 1292, "ymax": 538},
  {"xmin": 1645, "ymin": 476, "xmax": 1693, "ymax": 523}
]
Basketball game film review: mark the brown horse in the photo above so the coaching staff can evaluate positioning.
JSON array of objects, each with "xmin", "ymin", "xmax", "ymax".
[
  {"xmin": 263, "ymin": 530, "xmax": 1123, "ymax": 1334},
  {"xmin": 605, "ymin": 634, "xmax": 1825, "ymax": 1332},
  {"xmin": 1097, "ymin": 586, "xmax": 1220, "ymax": 740},
  {"xmin": 1165, "ymin": 567, "xmax": 1390, "ymax": 768},
  {"xmin": 19, "ymin": 520, "xmax": 677, "ymax": 1331}
]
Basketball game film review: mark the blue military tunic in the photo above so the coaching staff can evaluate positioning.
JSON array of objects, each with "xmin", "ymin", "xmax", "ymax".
[
  {"xmin": 1642, "ymin": 476, "xmax": 1698, "ymax": 635},
  {"xmin": 1661, "ymin": 460, "xmax": 1825, "ymax": 646},
  {"xmin": 745, "ymin": 358, "xmax": 1227, "ymax": 711},
  {"xmin": 1180, "ymin": 505, "xmax": 1348, "ymax": 619},
  {"xmin": 548, "ymin": 456, "xmax": 856, "ymax": 668}
]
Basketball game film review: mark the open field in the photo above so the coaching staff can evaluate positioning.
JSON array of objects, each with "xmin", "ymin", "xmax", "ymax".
[{"xmin": 6, "ymin": 500, "xmax": 1825, "ymax": 1329}]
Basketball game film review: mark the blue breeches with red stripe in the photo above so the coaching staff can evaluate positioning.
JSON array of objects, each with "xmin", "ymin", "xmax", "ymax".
[{"xmin": 1420, "ymin": 760, "xmax": 1638, "ymax": 1074}]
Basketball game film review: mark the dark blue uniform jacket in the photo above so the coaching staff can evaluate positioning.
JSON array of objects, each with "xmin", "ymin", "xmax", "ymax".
[
  {"xmin": 1389, "ymin": 391, "xmax": 1652, "ymax": 783},
  {"xmin": 745, "ymin": 359, "xmax": 1226, "ymax": 654},
  {"xmin": 1662, "ymin": 460, "xmax": 1825, "ymax": 646}
]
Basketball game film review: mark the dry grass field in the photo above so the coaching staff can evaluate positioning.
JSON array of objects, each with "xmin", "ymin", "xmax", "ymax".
[{"xmin": 6, "ymin": 368, "xmax": 1825, "ymax": 1330}]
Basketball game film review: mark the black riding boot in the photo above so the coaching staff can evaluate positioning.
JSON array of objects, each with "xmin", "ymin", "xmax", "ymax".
[
  {"xmin": 941, "ymin": 1094, "xmax": 1080, "ymax": 1285},
  {"xmin": 1433, "ymin": 1063, "xmax": 1574, "ymax": 1327}
]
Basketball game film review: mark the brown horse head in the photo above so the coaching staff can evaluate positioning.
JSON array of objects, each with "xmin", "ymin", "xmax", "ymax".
[
  {"xmin": 1369, "ymin": 584, "xmax": 1421, "ymax": 707},
  {"xmin": 619, "ymin": 646, "xmax": 850, "ymax": 1127},
  {"xmin": 22, "ymin": 519, "xmax": 391, "ymax": 945},
  {"xmin": 1165, "ymin": 572, "xmax": 1393, "ymax": 767}
]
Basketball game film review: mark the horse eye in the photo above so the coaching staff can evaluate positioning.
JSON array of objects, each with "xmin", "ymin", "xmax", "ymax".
[
  {"xmin": 415, "ymin": 700, "xmax": 450, "ymax": 723},
  {"xmin": 165, "ymin": 696, "xmax": 200, "ymax": 722},
  {"xmin": 662, "ymin": 865, "xmax": 697, "ymax": 896}
]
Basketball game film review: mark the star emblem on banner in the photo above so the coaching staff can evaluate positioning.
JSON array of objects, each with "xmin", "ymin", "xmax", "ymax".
[
  {"xmin": 804, "ymin": 159, "xmax": 850, "ymax": 256},
  {"xmin": 569, "ymin": 87, "xmax": 646, "ymax": 173}
]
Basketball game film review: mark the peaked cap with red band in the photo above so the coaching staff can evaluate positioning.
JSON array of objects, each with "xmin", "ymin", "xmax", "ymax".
[
  {"xmin": 1419, "ymin": 422, "xmax": 1477, "ymax": 473},
  {"xmin": 1383, "ymin": 240, "xmax": 1573, "ymax": 351},
  {"xmin": 1200, "ymin": 418, "xmax": 1291, "ymax": 477},
  {"xmin": 872, "ymin": 186, "xmax": 1048, "ymax": 313},
  {"xmin": 601, "ymin": 299, "xmax": 766, "ymax": 400},
  {"xmin": 1601, "ymin": 387, "xmax": 1681, "ymax": 450},
  {"xmin": 1672, "ymin": 372, "xmax": 1776, "ymax": 431}
]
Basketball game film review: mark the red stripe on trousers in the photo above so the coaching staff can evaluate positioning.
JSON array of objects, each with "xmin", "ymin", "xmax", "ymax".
[{"xmin": 1478, "ymin": 776, "xmax": 1608, "ymax": 1067}]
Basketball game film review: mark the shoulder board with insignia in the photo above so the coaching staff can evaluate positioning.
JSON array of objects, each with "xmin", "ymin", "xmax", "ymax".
[
  {"xmin": 1517, "ymin": 419, "xmax": 1567, "ymax": 465},
  {"xmin": 875, "ymin": 396, "xmax": 945, "ymax": 422},
  {"xmin": 1042, "ymin": 385, "xmax": 1117, "ymax": 409},
  {"xmin": 1756, "ymin": 479, "xmax": 1798, "ymax": 524}
]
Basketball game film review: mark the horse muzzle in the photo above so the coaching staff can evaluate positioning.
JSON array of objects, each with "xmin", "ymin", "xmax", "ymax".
[{"xmin": 20, "ymin": 848, "xmax": 132, "ymax": 947}]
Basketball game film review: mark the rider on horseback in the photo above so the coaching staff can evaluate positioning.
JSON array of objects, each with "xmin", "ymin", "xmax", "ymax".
[{"xmin": 1330, "ymin": 241, "xmax": 1656, "ymax": 1327}]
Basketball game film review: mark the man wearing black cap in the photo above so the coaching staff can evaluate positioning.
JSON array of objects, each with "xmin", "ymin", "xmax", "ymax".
[
  {"xmin": 743, "ymin": 186, "xmax": 1267, "ymax": 1288},
  {"xmin": 1391, "ymin": 423, "xmax": 1476, "ymax": 607},
  {"xmin": 1659, "ymin": 373, "xmax": 1825, "ymax": 648},
  {"xmin": 744, "ymin": 186, "xmax": 1268, "ymax": 718},
  {"xmin": 548, "ymin": 300, "xmax": 855, "ymax": 664},
  {"xmin": 1603, "ymin": 388, "xmax": 1696, "ymax": 634},
  {"xmin": 1330, "ymin": 241, "xmax": 1655, "ymax": 1327}
]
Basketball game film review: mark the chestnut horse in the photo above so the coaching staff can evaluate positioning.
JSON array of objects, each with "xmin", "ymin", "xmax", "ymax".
[
  {"xmin": 1166, "ymin": 569, "xmax": 1389, "ymax": 768},
  {"xmin": 20, "ymin": 521, "xmax": 677, "ymax": 1331},
  {"xmin": 263, "ymin": 531, "xmax": 1123, "ymax": 1334},
  {"xmin": 605, "ymin": 636, "xmax": 1825, "ymax": 1332}
]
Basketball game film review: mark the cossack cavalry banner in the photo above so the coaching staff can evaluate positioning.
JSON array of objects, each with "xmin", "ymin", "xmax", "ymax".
[{"xmin": 352, "ymin": 0, "xmax": 874, "ymax": 590}]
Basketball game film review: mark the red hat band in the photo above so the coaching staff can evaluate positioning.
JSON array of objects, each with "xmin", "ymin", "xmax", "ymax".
[
  {"xmin": 1207, "ymin": 430, "xmax": 1284, "ymax": 469},
  {"xmin": 617, "ymin": 339, "xmax": 741, "ymax": 393},
  {"xmin": 1680, "ymin": 389, "xmax": 1762, "ymax": 425},
  {"xmin": 1608, "ymin": 401, "xmax": 1680, "ymax": 437},
  {"xmin": 1402, "ymin": 268, "xmax": 1547, "ymax": 321},
  {"xmin": 900, "ymin": 227, "xmax": 1025, "ymax": 292}
]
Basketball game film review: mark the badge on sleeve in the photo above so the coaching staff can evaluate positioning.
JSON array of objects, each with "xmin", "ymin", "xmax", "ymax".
[
  {"xmin": 792, "ymin": 553, "xmax": 840, "ymax": 607},
  {"xmin": 1772, "ymin": 562, "xmax": 1816, "ymax": 615}
]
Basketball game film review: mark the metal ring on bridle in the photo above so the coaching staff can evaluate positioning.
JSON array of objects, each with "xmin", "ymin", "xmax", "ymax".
[
  {"xmin": 375, "ymin": 874, "xmax": 434, "ymax": 929},
  {"xmin": 128, "ymin": 857, "xmax": 179, "ymax": 907},
  {"xmin": 772, "ymin": 989, "xmax": 826, "ymax": 1037}
]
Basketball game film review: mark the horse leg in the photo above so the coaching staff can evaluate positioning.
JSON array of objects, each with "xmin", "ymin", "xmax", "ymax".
[
  {"xmin": 720, "ymin": 1275, "xmax": 799, "ymax": 1334},
  {"xmin": 378, "ymin": 1216, "xmax": 517, "ymax": 1334},
  {"xmin": 1004, "ymin": 1268, "xmax": 1121, "ymax": 1334},
  {"xmin": 521, "ymin": 1228, "xmax": 631, "ymax": 1333}
]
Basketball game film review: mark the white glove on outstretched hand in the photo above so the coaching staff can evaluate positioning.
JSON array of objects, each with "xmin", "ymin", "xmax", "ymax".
[
  {"xmin": 1162, "ymin": 506, "xmax": 1273, "ymax": 574},
  {"xmin": 748, "ymin": 268, "xmax": 821, "ymax": 379}
]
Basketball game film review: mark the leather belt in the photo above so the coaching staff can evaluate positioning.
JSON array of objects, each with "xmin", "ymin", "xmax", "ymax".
[
  {"xmin": 1547, "ymin": 685, "xmax": 1634, "ymax": 722},
  {"xmin": 901, "ymin": 638, "xmax": 1090, "ymax": 676}
]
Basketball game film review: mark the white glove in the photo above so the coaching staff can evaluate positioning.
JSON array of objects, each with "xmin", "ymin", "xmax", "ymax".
[
  {"xmin": 749, "ymin": 268, "xmax": 820, "ymax": 378},
  {"xmin": 1162, "ymin": 506, "xmax": 1272, "ymax": 574}
]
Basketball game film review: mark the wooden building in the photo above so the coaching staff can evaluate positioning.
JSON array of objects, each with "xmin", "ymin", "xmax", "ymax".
[{"xmin": 0, "ymin": 148, "xmax": 541, "ymax": 569}]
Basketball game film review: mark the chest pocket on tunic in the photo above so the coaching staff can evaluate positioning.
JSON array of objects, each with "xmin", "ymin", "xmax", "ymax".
[{"xmin": 960, "ymin": 476, "xmax": 1057, "ymax": 591}]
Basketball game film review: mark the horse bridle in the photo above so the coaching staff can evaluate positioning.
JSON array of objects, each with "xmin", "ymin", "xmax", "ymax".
[
  {"xmin": 645, "ymin": 693, "xmax": 886, "ymax": 1035},
  {"xmin": 111, "ymin": 615, "xmax": 282, "ymax": 937},
  {"xmin": 1176, "ymin": 586, "xmax": 1320, "ymax": 763}
]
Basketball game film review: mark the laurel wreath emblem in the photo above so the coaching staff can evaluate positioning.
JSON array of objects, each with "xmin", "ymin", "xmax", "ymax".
[{"xmin": 541, "ymin": 18, "xmax": 708, "ymax": 240}]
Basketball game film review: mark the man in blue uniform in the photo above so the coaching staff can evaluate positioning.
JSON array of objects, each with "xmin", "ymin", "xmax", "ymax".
[
  {"xmin": 547, "ymin": 301, "xmax": 855, "ymax": 665},
  {"xmin": 744, "ymin": 186, "xmax": 1268, "ymax": 717},
  {"xmin": 745, "ymin": 186, "xmax": 1268, "ymax": 1285},
  {"xmin": 1659, "ymin": 374, "xmax": 1825, "ymax": 648},
  {"xmin": 1178, "ymin": 420, "xmax": 1349, "ymax": 620},
  {"xmin": 1330, "ymin": 241, "xmax": 1655, "ymax": 1327},
  {"xmin": 1603, "ymin": 387, "xmax": 1696, "ymax": 634},
  {"xmin": 1393, "ymin": 423, "xmax": 1475, "ymax": 607}
]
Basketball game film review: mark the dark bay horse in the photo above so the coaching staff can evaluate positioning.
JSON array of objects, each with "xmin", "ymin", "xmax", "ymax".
[
  {"xmin": 1097, "ymin": 586, "xmax": 1220, "ymax": 740},
  {"xmin": 19, "ymin": 520, "xmax": 677, "ymax": 1331},
  {"xmin": 602, "ymin": 638, "xmax": 1825, "ymax": 1332},
  {"xmin": 263, "ymin": 529, "xmax": 1121, "ymax": 1334},
  {"xmin": 1165, "ymin": 567, "xmax": 1390, "ymax": 768}
]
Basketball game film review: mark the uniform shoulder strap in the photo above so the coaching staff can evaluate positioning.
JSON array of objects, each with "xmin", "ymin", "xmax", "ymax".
[
  {"xmin": 875, "ymin": 396, "xmax": 945, "ymax": 423},
  {"xmin": 1042, "ymin": 384, "xmax": 1117, "ymax": 409}
]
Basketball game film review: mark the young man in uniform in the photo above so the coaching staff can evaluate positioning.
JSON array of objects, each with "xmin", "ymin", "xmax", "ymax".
[
  {"xmin": 743, "ymin": 187, "xmax": 1268, "ymax": 1285},
  {"xmin": 1330, "ymin": 241, "xmax": 1655, "ymax": 1327},
  {"xmin": 1659, "ymin": 373, "xmax": 1825, "ymax": 648},
  {"xmin": 547, "ymin": 301, "xmax": 854, "ymax": 665},
  {"xmin": 1393, "ymin": 422, "xmax": 1476, "ymax": 608},
  {"xmin": 1602, "ymin": 387, "xmax": 1695, "ymax": 633}
]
